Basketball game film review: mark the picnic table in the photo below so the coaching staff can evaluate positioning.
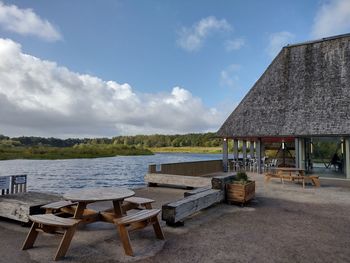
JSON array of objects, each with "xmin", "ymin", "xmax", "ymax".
[
  {"xmin": 23, "ymin": 187, "xmax": 164, "ymax": 260},
  {"xmin": 265, "ymin": 167, "xmax": 320, "ymax": 188},
  {"xmin": 63, "ymin": 187, "xmax": 135, "ymax": 221}
]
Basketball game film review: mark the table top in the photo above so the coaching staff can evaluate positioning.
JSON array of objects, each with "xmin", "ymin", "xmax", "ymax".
[
  {"xmin": 63, "ymin": 187, "xmax": 135, "ymax": 202},
  {"xmin": 274, "ymin": 167, "xmax": 305, "ymax": 171}
]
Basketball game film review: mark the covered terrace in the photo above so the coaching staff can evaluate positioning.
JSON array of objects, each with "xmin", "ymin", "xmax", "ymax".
[{"xmin": 217, "ymin": 34, "xmax": 350, "ymax": 179}]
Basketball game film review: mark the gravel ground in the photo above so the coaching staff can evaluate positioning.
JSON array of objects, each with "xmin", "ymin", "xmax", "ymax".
[{"xmin": 1, "ymin": 173, "xmax": 350, "ymax": 263}]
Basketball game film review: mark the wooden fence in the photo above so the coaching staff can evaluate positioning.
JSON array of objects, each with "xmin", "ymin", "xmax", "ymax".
[
  {"xmin": 0, "ymin": 175, "xmax": 27, "ymax": 195},
  {"xmin": 148, "ymin": 160, "xmax": 226, "ymax": 177}
]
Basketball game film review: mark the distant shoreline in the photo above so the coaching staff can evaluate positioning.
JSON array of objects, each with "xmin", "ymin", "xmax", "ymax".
[
  {"xmin": 0, "ymin": 144, "xmax": 153, "ymax": 160},
  {"xmin": 0, "ymin": 146, "xmax": 223, "ymax": 160},
  {"xmin": 149, "ymin": 146, "xmax": 222, "ymax": 154}
]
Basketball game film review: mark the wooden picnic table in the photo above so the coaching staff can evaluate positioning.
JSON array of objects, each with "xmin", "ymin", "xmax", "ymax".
[
  {"xmin": 23, "ymin": 187, "xmax": 164, "ymax": 260},
  {"xmin": 63, "ymin": 187, "xmax": 135, "ymax": 221},
  {"xmin": 273, "ymin": 167, "xmax": 305, "ymax": 176},
  {"xmin": 266, "ymin": 167, "xmax": 320, "ymax": 188}
]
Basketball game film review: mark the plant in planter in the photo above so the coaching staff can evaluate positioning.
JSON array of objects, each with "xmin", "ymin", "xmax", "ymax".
[{"xmin": 226, "ymin": 171, "xmax": 255, "ymax": 205}]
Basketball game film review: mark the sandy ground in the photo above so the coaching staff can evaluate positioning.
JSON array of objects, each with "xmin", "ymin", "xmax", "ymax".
[{"xmin": 1, "ymin": 173, "xmax": 350, "ymax": 263}]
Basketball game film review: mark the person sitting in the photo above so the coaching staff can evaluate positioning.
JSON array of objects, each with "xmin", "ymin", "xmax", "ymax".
[{"xmin": 331, "ymin": 153, "xmax": 341, "ymax": 170}]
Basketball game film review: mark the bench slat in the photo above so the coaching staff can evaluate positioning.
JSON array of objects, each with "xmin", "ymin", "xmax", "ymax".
[
  {"xmin": 29, "ymin": 214, "xmax": 79, "ymax": 227},
  {"xmin": 124, "ymin": 197, "xmax": 154, "ymax": 205},
  {"xmin": 41, "ymin": 200, "xmax": 77, "ymax": 210},
  {"xmin": 115, "ymin": 209, "xmax": 160, "ymax": 225}
]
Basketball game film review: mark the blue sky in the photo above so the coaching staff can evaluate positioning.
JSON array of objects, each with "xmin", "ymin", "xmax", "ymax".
[{"xmin": 0, "ymin": 0, "xmax": 349, "ymax": 137}]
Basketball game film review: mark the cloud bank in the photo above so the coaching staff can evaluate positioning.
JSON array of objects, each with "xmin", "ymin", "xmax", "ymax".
[
  {"xmin": 177, "ymin": 16, "xmax": 232, "ymax": 52},
  {"xmin": 311, "ymin": 0, "xmax": 350, "ymax": 39},
  {"xmin": 0, "ymin": 38, "xmax": 224, "ymax": 137},
  {"xmin": 0, "ymin": 1, "xmax": 61, "ymax": 41}
]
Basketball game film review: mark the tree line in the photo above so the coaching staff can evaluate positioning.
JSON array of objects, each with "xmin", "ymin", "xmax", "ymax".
[{"xmin": 0, "ymin": 133, "xmax": 222, "ymax": 148}]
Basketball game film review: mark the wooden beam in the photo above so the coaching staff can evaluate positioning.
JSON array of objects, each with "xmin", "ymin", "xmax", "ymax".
[
  {"xmin": 184, "ymin": 187, "xmax": 211, "ymax": 197},
  {"xmin": 162, "ymin": 189, "xmax": 224, "ymax": 225},
  {"xmin": 0, "ymin": 192, "xmax": 61, "ymax": 222},
  {"xmin": 211, "ymin": 174, "xmax": 236, "ymax": 190},
  {"xmin": 144, "ymin": 173, "xmax": 211, "ymax": 188}
]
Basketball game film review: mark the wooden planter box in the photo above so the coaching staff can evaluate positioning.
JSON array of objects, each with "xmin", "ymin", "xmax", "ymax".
[{"xmin": 225, "ymin": 181, "xmax": 255, "ymax": 204}]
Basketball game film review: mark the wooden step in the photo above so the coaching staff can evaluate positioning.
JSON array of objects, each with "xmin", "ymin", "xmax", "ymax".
[{"xmin": 29, "ymin": 214, "xmax": 79, "ymax": 227}]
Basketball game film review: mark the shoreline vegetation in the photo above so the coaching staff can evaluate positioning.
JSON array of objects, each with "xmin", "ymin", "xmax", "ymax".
[
  {"xmin": 0, "ymin": 133, "xmax": 222, "ymax": 160},
  {"xmin": 150, "ymin": 146, "xmax": 221, "ymax": 154}
]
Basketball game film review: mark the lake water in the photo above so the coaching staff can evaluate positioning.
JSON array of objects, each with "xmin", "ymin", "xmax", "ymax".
[{"xmin": 0, "ymin": 153, "xmax": 221, "ymax": 194}]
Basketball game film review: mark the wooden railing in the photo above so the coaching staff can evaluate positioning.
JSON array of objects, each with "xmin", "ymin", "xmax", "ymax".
[
  {"xmin": 0, "ymin": 174, "xmax": 27, "ymax": 195},
  {"xmin": 148, "ymin": 160, "xmax": 226, "ymax": 177}
]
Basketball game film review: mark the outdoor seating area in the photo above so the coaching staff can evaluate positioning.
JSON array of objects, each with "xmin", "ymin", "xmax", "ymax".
[
  {"xmin": 21, "ymin": 187, "xmax": 165, "ymax": 261},
  {"xmin": 0, "ymin": 172, "xmax": 348, "ymax": 262}
]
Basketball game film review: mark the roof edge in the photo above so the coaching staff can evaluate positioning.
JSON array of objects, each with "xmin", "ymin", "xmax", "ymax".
[{"xmin": 284, "ymin": 33, "xmax": 350, "ymax": 49}]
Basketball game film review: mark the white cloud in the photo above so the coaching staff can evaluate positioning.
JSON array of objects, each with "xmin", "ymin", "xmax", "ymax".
[
  {"xmin": 311, "ymin": 0, "xmax": 350, "ymax": 38},
  {"xmin": 220, "ymin": 64, "xmax": 241, "ymax": 89},
  {"xmin": 0, "ymin": 38, "xmax": 224, "ymax": 137},
  {"xmin": 225, "ymin": 38, "xmax": 245, "ymax": 51},
  {"xmin": 267, "ymin": 31, "xmax": 295, "ymax": 58},
  {"xmin": 0, "ymin": 2, "xmax": 61, "ymax": 41},
  {"xmin": 177, "ymin": 16, "xmax": 232, "ymax": 52}
]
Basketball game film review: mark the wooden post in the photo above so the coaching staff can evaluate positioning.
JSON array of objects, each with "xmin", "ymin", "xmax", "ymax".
[
  {"xmin": 250, "ymin": 141, "xmax": 255, "ymax": 159},
  {"xmin": 233, "ymin": 139, "xmax": 239, "ymax": 161},
  {"xmin": 345, "ymin": 138, "xmax": 350, "ymax": 179},
  {"xmin": 222, "ymin": 138, "xmax": 228, "ymax": 172},
  {"xmin": 256, "ymin": 138, "xmax": 262, "ymax": 174}
]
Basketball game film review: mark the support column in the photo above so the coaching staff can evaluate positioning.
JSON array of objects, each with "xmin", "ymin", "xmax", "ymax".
[
  {"xmin": 256, "ymin": 138, "xmax": 262, "ymax": 174},
  {"xmin": 222, "ymin": 138, "xmax": 228, "ymax": 172},
  {"xmin": 233, "ymin": 139, "xmax": 239, "ymax": 161},
  {"xmin": 295, "ymin": 138, "xmax": 300, "ymax": 168},
  {"xmin": 298, "ymin": 138, "xmax": 305, "ymax": 169},
  {"xmin": 242, "ymin": 140, "xmax": 247, "ymax": 162},
  {"xmin": 345, "ymin": 138, "xmax": 350, "ymax": 179},
  {"xmin": 250, "ymin": 141, "xmax": 255, "ymax": 159}
]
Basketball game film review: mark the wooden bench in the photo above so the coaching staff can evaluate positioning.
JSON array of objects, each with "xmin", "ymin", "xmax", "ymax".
[
  {"xmin": 306, "ymin": 175, "xmax": 321, "ymax": 187},
  {"xmin": 22, "ymin": 214, "xmax": 80, "ymax": 261},
  {"xmin": 264, "ymin": 173, "xmax": 283, "ymax": 184},
  {"xmin": 103, "ymin": 197, "xmax": 155, "ymax": 215},
  {"xmin": 114, "ymin": 209, "xmax": 164, "ymax": 256},
  {"xmin": 41, "ymin": 200, "xmax": 78, "ymax": 214},
  {"xmin": 123, "ymin": 197, "xmax": 155, "ymax": 210}
]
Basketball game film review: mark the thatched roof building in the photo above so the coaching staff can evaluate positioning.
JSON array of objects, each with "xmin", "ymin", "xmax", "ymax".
[
  {"xmin": 217, "ymin": 34, "xmax": 350, "ymax": 178},
  {"xmin": 217, "ymin": 33, "xmax": 350, "ymax": 139}
]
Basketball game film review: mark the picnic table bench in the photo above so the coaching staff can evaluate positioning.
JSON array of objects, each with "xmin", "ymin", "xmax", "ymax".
[
  {"xmin": 22, "ymin": 188, "xmax": 163, "ymax": 261},
  {"xmin": 265, "ymin": 168, "xmax": 320, "ymax": 188}
]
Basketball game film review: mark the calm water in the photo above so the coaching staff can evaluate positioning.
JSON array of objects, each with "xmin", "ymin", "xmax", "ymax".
[{"xmin": 0, "ymin": 153, "xmax": 221, "ymax": 194}]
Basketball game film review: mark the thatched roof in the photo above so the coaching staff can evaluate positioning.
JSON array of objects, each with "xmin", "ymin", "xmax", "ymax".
[{"xmin": 217, "ymin": 34, "xmax": 350, "ymax": 138}]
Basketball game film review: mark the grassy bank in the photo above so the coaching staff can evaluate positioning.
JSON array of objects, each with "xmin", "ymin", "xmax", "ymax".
[
  {"xmin": 149, "ymin": 146, "xmax": 222, "ymax": 154},
  {"xmin": 0, "ymin": 144, "xmax": 153, "ymax": 160}
]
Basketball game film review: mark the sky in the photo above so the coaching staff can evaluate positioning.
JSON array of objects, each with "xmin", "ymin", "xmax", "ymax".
[{"xmin": 0, "ymin": 0, "xmax": 350, "ymax": 138}]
